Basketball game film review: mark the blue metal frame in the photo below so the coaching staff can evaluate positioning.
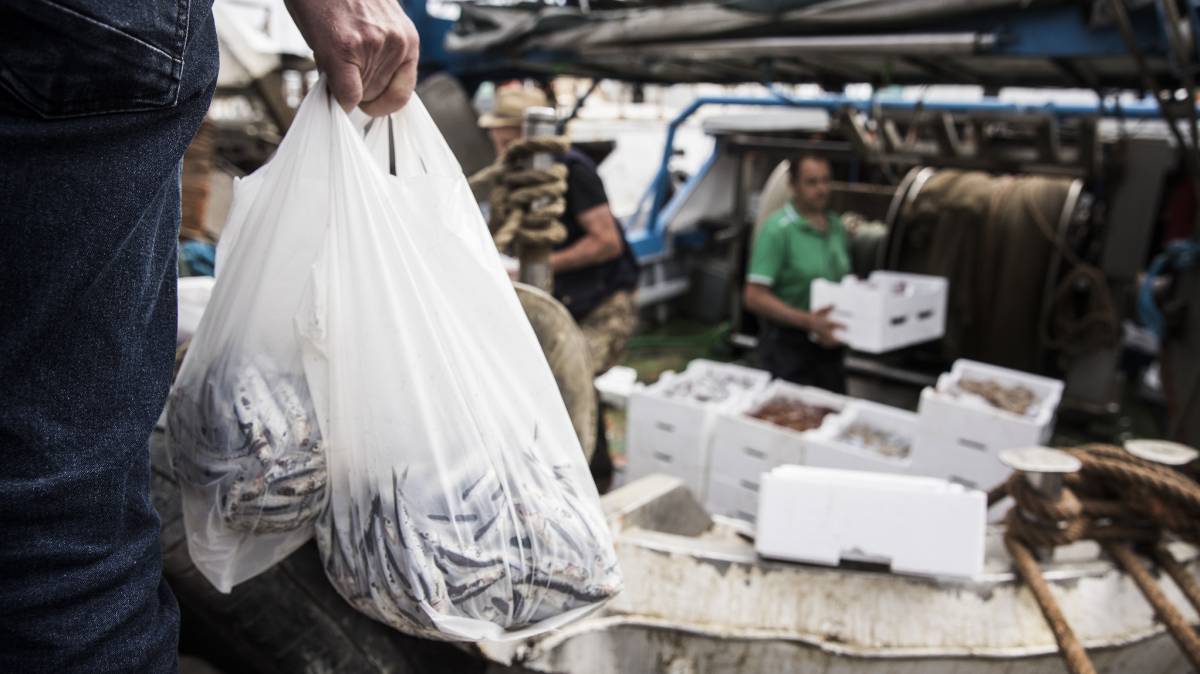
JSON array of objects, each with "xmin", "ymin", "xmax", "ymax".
[
  {"xmin": 628, "ymin": 94, "xmax": 1176, "ymax": 261},
  {"xmin": 403, "ymin": 0, "xmax": 1200, "ymax": 260},
  {"xmin": 407, "ymin": 1, "xmax": 573, "ymax": 83},
  {"xmin": 980, "ymin": 3, "xmax": 1166, "ymax": 58},
  {"xmin": 411, "ymin": 0, "xmax": 1194, "ymax": 85}
]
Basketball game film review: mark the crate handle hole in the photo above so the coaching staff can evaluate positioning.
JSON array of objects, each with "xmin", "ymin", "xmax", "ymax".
[
  {"xmin": 838, "ymin": 551, "xmax": 893, "ymax": 573},
  {"xmin": 957, "ymin": 438, "xmax": 988, "ymax": 452},
  {"xmin": 949, "ymin": 475, "xmax": 978, "ymax": 489}
]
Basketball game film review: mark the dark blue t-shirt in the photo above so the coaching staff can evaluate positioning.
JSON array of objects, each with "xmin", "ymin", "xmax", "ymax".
[{"xmin": 553, "ymin": 149, "xmax": 639, "ymax": 320}]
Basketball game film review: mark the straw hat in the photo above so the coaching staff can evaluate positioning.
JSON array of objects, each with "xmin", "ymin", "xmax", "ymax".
[{"xmin": 479, "ymin": 87, "xmax": 551, "ymax": 128}]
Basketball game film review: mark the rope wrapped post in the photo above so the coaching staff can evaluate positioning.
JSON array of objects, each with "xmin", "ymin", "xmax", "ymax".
[
  {"xmin": 999, "ymin": 447, "xmax": 1097, "ymax": 674},
  {"xmin": 1124, "ymin": 438, "xmax": 1199, "ymax": 471},
  {"xmin": 993, "ymin": 442, "xmax": 1200, "ymax": 674},
  {"xmin": 999, "ymin": 447, "xmax": 1084, "ymax": 561},
  {"xmin": 1116, "ymin": 439, "xmax": 1200, "ymax": 667},
  {"xmin": 518, "ymin": 106, "xmax": 560, "ymax": 293},
  {"xmin": 469, "ymin": 121, "xmax": 571, "ymax": 293}
]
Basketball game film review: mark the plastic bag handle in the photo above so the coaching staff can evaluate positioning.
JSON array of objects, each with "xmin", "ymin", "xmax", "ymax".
[
  {"xmin": 359, "ymin": 96, "xmax": 461, "ymax": 178},
  {"xmin": 386, "ymin": 115, "xmax": 396, "ymax": 177},
  {"xmin": 360, "ymin": 113, "xmax": 398, "ymax": 176}
]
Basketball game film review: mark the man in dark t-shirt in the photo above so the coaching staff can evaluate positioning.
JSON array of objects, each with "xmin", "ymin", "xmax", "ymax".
[{"xmin": 481, "ymin": 86, "xmax": 639, "ymax": 489}]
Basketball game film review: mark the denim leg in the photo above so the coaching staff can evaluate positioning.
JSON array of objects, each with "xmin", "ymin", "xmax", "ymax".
[{"xmin": 0, "ymin": 1, "xmax": 218, "ymax": 671}]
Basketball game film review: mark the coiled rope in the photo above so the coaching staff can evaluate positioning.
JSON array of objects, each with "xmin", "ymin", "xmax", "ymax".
[
  {"xmin": 995, "ymin": 444, "xmax": 1200, "ymax": 674},
  {"xmin": 469, "ymin": 137, "xmax": 572, "ymax": 251}
]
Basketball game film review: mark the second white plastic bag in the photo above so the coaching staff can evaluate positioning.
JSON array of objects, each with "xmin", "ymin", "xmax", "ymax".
[
  {"xmin": 168, "ymin": 83, "xmax": 338, "ymax": 593},
  {"xmin": 297, "ymin": 86, "xmax": 621, "ymax": 641}
]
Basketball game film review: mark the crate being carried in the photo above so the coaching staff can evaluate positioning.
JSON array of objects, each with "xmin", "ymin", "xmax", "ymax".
[
  {"xmin": 704, "ymin": 381, "xmax": 849, "ymax": 526},
  {"xmin": 913, "ymin": 359, "xmax": 1064, "ymax": 491},
  {"xmin": 810, "ymin": 271, "xmax": 948, "ymax": 353},
  {"xmin": 624, "ymin": 360, "xmax": 771, "ymax": 499},
  {"xmin": 804, "ymin": 400, "xmax": 918, "ymax": 476}
]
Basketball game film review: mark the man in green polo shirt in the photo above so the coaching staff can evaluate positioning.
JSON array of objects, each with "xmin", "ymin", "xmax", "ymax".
[{"xmin": 744, "ymin": 153, "xmax": 850, "ymax": 392}]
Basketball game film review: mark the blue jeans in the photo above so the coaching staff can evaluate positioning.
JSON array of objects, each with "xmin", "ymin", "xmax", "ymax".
[{"xmin": 0, "ymin": 1, "xmax": 218, "ymax": 671}]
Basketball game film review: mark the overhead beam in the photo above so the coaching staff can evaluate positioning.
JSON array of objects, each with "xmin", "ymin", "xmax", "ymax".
[{"xmin": 584, "ymin": 32, "xmax": 997, "ymax": 60}]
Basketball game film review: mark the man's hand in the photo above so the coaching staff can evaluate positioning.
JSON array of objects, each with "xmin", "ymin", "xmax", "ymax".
[
  {"xmin": 284, "ymin": 0, "xmax": 420, "ymax": 115},
  {"xmin": 807, "ymin": 305, "xmax": 845, "ymax": 348}
]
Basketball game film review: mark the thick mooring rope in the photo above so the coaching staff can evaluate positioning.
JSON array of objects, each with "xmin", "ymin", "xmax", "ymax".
[
  {"xmin": 1003, "ymin": 535, "xmax": 1098, "ymax": 674},
  {"xmin": 468, "ymin": 137, "xmax": 572, "ymax": 251},
  {"xmin": 995, "ymin": 444, "xmax": 1200, "ymax": 673}
]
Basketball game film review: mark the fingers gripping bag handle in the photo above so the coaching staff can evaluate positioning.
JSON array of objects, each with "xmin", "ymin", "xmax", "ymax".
[
  {"xmin": 167, "ymin": 82, "xmax": 345, "ymax": 592},
  {"xmin": 299, "ymin": 95, "xmax": 622, "ymax": 642}
]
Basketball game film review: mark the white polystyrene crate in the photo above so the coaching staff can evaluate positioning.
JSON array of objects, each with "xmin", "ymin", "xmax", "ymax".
[
  {"xmin": 925, "ymin": 359, "xmax": 1064, "ymax": 444},
  {"xmin": 707, "ymin": 381, "xmax": 848, "ymax": 488},
  {"xmin": 912, "ymin": 360, "xmax": 1063, "ymax": 490},
  {"xmin": 625, "ymin": 363, "xmax": 770, "ymax": 500},
  {"xmin": 683, "ymin": 359, "xmax": 773, "ymax": 394},
  {"xmin": 756, "ymin": 465, "xmax": 986, "ymax": 578},
  {"xmin": 912, "ymin": 425, "xmax": 1011, "ymax": 492},
  {"xmin": 624, "ymin": 375, "xmax": 711, "ymax": 496},
  {"xmin": 704, "ymin": 474, "xmax": 762, "ymax": 527},
  {"xmin": 804, "ymin": 400, "xmax": 917, "ymax": 476},
  {"xmin": 810, "ymin": 271, "xmax": 947, "ymax": 354},
  {"xmin": 622, "ymin": 436, "xmax": 709, "ymax": 497}
]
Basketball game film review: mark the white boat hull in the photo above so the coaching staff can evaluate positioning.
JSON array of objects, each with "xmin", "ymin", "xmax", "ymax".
[{"xmin": 480, "ymin": 475, "xmax": 1198, "ymax": 674}]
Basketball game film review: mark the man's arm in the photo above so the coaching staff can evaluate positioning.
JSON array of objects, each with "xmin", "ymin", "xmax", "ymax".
[
  {"xmin": 550, "ymin": 204, "xmax": 624, "ymax": 273},
  {"xmin": 284, "ymin": 0, "xmax": 420, "ymax": 115},
  {"xmin": 744, "ymin": 282, "xmax": 812, "ymax": 330},
  {"xmin": 743, "ymin": 282, "xmax": 844, "ymax": 347}
]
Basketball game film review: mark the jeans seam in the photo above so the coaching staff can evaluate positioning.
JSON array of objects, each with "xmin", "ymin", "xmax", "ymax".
[
  {"xmin": 34, "ymin": 0, "xmax": 184, "ymax": 64},
  {"xmin": 0, "ymin": 70, "xmax": 173, "ymax": 119},
  {"xmin": 172, "ymin": 0, "xmax": 192, "ymax": 106},
  {"xmin": 0, "ymin": 0, "xmax": 192, "ymax": 118}
]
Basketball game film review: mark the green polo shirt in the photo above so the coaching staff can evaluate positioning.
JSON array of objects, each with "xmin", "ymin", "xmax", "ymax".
[{"xmin": 747, "ymin": 202, "xmax": 851, "ymax": 312}]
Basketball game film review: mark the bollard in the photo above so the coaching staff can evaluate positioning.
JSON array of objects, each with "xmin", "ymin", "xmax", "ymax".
[
  {"xmin": 1123, "ymin": 439, "xmax": 1199, "ymax": 467},
  {"xmin": 999, "ymin": 447, "xmax": 1082, "ymax": 561}
]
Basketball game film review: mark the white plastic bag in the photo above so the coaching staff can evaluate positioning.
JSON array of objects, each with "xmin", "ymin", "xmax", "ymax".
[
  {"xmin": 300, "ymin": 87, "xmax": 621, "ymax": 642},
  {"xmin": 167, "ymin": 85, "xmax": 338, "ymax": 592},
  {"xmin": 170, "ymin": 83, "xmax": 621, "ymax": 640}
]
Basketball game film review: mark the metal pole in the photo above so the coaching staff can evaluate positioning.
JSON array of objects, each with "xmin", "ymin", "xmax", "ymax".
[{"xmin": 517, "ymin": 106, "xmax": 559, "ymax": 293}]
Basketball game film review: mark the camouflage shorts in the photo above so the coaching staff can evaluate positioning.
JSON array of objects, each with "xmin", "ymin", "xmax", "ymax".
[{"xmin": 578, "ymin": 290, "xmax": 638, "ymax": 374}]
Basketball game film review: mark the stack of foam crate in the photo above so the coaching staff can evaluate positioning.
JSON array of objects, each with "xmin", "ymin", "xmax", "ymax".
[
  {"xmin": 624, "ymin": 360, "xmax": 770, "ymax": 499},
  {"xmin": 703, "ymin": 381, "xmax": 849, "ymax": 527},
  {"xmin": 913, "ymin": 359, "xmax": 1065, "ymax": 491}
]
